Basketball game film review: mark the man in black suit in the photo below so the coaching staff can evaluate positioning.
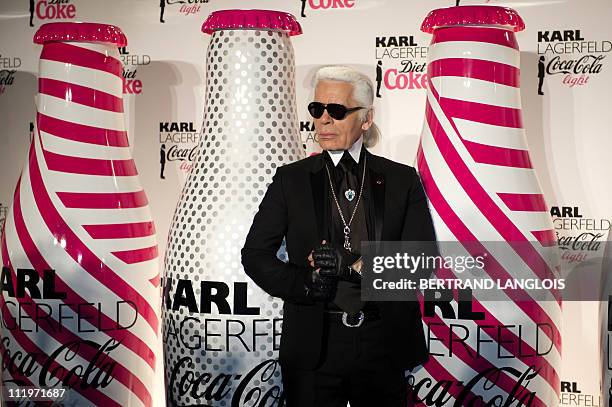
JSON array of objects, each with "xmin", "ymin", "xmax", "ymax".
[{"xmin": 242, "ymin": 66, "xmax": 436, "ymax": 407}]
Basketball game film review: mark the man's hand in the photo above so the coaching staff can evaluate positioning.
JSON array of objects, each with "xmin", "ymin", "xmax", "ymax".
[
  {"xmin": 304, "ymin": 268, "xmax": 337, "ymax": 302},
  {"xmin": 310, "ymin": 241, "xmax": 361, "ymax": 281}
]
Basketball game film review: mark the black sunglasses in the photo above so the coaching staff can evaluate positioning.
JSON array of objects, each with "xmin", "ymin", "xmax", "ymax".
[{"xmin": 308, "ymin": 102, "xmax": 366, "ymax": 120}]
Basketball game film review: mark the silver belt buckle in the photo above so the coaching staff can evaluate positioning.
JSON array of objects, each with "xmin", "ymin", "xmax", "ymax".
[{"xmin": 342, "ymin": 311, "xmax": 364, "ymax": 328}]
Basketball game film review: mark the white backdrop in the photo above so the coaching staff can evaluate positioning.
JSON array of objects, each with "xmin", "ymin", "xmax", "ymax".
[{"xmin": 1, "ymin": 0, "xmax": 611, "ymax": 406}]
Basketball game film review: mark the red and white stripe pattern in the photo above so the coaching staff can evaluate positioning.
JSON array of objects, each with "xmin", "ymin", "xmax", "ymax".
[
  {"xmin": 0, "ymin": 42, "xmax": 159, "ymax": 406},
  {"xmin": 415, "ymin": 27, "xmax": 561, "ymax": 406}
]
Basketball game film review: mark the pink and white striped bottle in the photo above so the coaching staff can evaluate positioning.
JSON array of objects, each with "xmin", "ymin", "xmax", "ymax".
[
  {"xmin": 414, "ymin": 6, "xmax": 561, "ymax": 407},
  {"xmin": 0, "ymin": 23, "xmax": 160, "ymax": 406}
]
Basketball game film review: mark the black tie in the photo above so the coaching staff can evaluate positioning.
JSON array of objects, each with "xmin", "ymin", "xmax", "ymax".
[
  {"xmin": 332, "ymin": 151, "xmax": 366, "ymax": 313},
  {"xmin": 337, "ymin": 152, "xmax": 359, "ymax": 242}
]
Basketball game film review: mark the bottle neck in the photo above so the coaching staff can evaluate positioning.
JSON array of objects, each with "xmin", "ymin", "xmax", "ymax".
[
  {"xmin": 36, "ymin": 41, "xmax": 127, "ymax": 147},
  {"xmin": 430, "ymin": 25, "xmax": 519, "ymax": 49},
  {"xmin": 427, "ymin": 25, "xmax": 521, "ymax": 94},
  {"xmin": 38, "ymin": 41, "xmax": 123, "ymax": 101}
]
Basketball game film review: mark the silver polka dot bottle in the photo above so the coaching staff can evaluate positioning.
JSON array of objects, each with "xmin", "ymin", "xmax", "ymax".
[{"xmin": 162, "ymin": 10, "xmax": 304, "ymax": 406}]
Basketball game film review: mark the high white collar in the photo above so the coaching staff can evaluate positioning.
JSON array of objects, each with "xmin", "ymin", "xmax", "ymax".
[{"xmin": 326, "ymin": 136, "xmax": 363, "ymax": 167}]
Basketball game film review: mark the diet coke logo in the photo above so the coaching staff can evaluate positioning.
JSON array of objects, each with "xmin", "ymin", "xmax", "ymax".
[
  {"xmin": 300, "ymin": 0, "xmax": 356, "ymax": 18},
  {"xmin": 119, "ymin": 47, "xmax": 150, "ymax": 95},
  {"xmin": 29, "ymin": 0, "xmax": 76, "ymax": 26},
  {"xmin": 374, "ymin": 36, "xmax": 428, "ymax": 97}
]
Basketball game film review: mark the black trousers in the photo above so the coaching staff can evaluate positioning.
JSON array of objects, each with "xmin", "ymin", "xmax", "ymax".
[{"xmin": 281, "ymin": 314, "xmax": 407, "ymax": 407}]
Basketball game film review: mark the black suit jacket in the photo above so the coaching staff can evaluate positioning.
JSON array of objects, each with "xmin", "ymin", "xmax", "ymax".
[{"xmin": 241, "ymin": 149, "xmax": 436, "ymax": 371}]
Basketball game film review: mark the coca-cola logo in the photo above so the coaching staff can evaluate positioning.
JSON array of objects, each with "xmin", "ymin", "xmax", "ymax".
[
  {"xmin": 167, "ymin": 358, "xmax": 283, "ymax": 406},
  {"xmin": 407, "ymin": 365, "xmax": 538, "ymax": 406},
  {"xmin": 546, "ymin": 55, "xmax": 606, "ymax": 75},
  {"xmin": 166, "ymin": 145, "xmax": 197, "ymax": 162},
  {"xmin": 1, "ymin": 336, "xmax": 119, "ymax": 390},
  {"xmin": 374, "ymin": 36, "xmax": 428, "ymax": 97},
  {"xmin": 557, "ymin": 232, "xmax": 604, "ymax": 251}
]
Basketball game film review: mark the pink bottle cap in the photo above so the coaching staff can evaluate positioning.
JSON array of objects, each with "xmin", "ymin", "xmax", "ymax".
[
  {"xmin": 202, "ymin": 9, "xmax": 302, "ymax": 36},
  {"xmin": 421, "ymin": 5, "xmax": 525, "ymax": 33},
  {"xmin": 34, "ymin": 22, "xmax": 127, "ymax": 46}
]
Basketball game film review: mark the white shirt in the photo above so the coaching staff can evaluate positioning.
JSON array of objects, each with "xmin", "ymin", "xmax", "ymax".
[{"xmin": 326, "ymin": 136, "xmax": 363, "ymax": 167}]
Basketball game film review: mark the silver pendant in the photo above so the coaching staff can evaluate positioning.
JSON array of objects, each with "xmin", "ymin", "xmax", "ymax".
[
  {"xmin": 344, "ymin": 226, "xmax": 351, "ymax": 250},
  {"xmin": 344, "ymin": 189, "xmax": 356, "ymax": 201}
]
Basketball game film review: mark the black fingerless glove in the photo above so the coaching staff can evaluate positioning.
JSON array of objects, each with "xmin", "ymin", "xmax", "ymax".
[
  {"xmin": 304, "ymin": 268, "xmax": 337, "ymax": 302},
  {"xmin": 312, "ymin": 243, "xmax": 361, "ymax": 281}
]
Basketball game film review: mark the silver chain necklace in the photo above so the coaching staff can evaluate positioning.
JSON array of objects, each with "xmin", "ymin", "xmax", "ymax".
[{"xmin": 324, "ymin": 153, "xmax": 367, "ymax": 251}]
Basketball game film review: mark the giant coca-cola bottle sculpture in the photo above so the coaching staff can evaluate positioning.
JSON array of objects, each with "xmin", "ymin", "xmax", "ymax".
[
  {"xmin": 415, "ymin": 6, "xmax": 561, "ymax": 406},
  {"xmin": 162, "ymin": 10, "xmax": 304, "ymax": 406},
  {"xmin": 0, "ymin": 23, "xmax": 161, "ymax": 406}
]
